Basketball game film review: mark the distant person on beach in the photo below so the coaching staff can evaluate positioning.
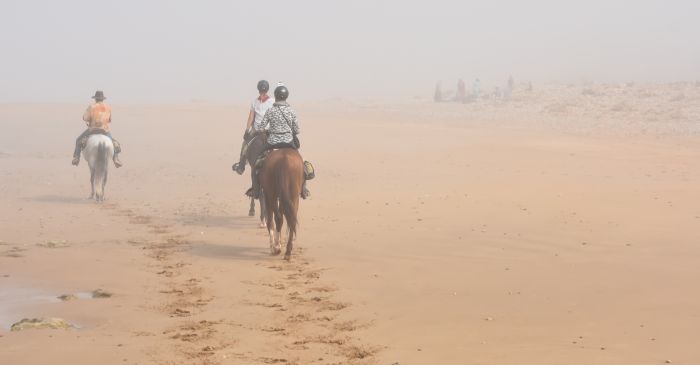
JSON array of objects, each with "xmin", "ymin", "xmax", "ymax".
[
  {"xmin": 504, "ymin": 75, "xmax": 514, "ymax": 100},
  {"xmin": 434, "ymin": 82, "xmax": 443, "ymax": 102},
  {"xmin": 456, "ymin": 79, "xmax": 466, "ymax": 102},
  {"xmin": 508, "ymin": 75, "xmax": 514, "ymax": 93}
]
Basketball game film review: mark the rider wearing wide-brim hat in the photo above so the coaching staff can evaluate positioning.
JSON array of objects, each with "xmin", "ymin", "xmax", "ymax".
[
  {"xmin": 72, "ymin": 90, "xmax": 123, "ymax": 167},
  {"xmin": 248, "ymin": 84, "xmax": 311, "ymax": 199}
]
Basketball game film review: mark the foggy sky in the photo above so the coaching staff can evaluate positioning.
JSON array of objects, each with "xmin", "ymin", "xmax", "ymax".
[{"xmin": 1, "ymin": 0, "xmax": 698, "ymax": 103}]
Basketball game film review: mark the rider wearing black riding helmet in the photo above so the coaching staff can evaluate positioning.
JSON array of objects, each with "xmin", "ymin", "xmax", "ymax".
[
  {"xmin": 248, "ymin": 84, "xmax": 311, "ymax": 199},
  {"xmin": 233, "ymin": 80, "xmax": 274, "ymax": 175}
]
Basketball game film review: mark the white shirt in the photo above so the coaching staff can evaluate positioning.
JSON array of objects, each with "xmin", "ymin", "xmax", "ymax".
[{"xmin": 250, "ymin": 96, "xmax": 274, "ymax": 130}]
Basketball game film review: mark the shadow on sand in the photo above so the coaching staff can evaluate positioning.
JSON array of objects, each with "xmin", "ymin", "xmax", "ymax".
[
  {"xmin": 178, "ymin": 214, "xmax": 261, "ymax": 229},
  {"xmin": 24, "ymin": 195, "xmax": 91, "ymax": 204},
  {"xmin": 187, "ymin": 241, "xmax": 270, "ymax": 261}
]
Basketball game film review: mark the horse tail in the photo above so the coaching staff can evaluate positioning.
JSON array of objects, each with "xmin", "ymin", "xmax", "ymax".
[
  {"xmin": 93, "ymin": 140, "xmax": 110, "ymax": 199},
  {"xmin": 277, "ymin": 168, "xmax": 297, "ymax": 242}
]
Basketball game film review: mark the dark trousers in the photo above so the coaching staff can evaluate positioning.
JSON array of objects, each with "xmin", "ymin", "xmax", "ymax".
[
  {"xmin": 74, "ymin": 129, "xmax": 114, "ymax": 158},
  {"xmin": 236, "ymin": 130, "xmax": 255, "ymax": 166}
]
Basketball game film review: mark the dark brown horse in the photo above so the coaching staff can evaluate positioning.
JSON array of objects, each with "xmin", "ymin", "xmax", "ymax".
[
  {"xmin": 245, "ymin": 134, "xmax": 267, "ymax": 226},
  {"xmin": 259, "ymin": 148, "xmax": 304, "ymax": 260}
]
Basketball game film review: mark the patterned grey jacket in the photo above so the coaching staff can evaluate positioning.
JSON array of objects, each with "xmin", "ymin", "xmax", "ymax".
[{"xmin": 254, "ymin": 101, "xmax": 300, "ymax": 146}]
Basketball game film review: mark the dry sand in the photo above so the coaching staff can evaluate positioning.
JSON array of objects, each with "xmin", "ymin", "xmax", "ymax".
[{"xmin": 1, "ymin": 82, "xmax": 699, "ymax": 364}]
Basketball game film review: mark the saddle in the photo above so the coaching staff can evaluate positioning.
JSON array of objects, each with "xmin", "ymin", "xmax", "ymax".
[
  {"xmin": 253, "ymin": 151, "xmax": 315, "ymax": 181},
  {"xmin": 80, "ymin": 129, "xmax": 121, "ymax": 153}
]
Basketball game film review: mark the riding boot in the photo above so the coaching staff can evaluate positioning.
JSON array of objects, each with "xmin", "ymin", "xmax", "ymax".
[
  {"xmin": 301, "ymin": 180, "xmax": 310, "ymax": 199},
  {"xmin": 73, "ymin": 131, "xmax": 89, "ymax": 166},
  {"xmin": 246, "ymin": 168, "xmax": 260, "ymax": 199},
  {"xmin": 245, "ymin": 180, "xmax": 260, "ymax": 199},
  {"xmin": 233, "ymin": 148, "xmax": 247, "ymax": 175},
  {"xmin": 232, "ymin": 160, "xmax": 246, "ymax": 175},
  {"xmin": 113, "ymin": 153, "xmax": 123, "ymax": 168},
  {"xmin": 232, "ymin": 136, "xmax": 251, "ymax": 175}
]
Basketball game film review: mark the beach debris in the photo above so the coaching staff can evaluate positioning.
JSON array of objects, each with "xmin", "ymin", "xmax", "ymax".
[
  {"xmin": 664, "ymin": 360, "xmax": 672, "ymax": 364},
  {"xmin": 342, "ymin": 344, "xmax": 379, "ymax": 359},
  {"xmin": 58, "ymin": 294, "xmax": 78, "ymax": 301},
  {"xmin": 38, "ymin": 240, "xmax": 69, "ymax": 248},
  {"xmin": 11, "ymin": 318, "xmax": 73, "ymax": 331},
  {"xmin": 91, "ymin": 289, "xmax": 113, "ymax": 298}
]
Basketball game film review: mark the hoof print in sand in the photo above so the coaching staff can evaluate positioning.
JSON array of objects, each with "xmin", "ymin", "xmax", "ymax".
[{"xmin": 172, "ymin": 308, "xmax": 192, "ymax": 317}]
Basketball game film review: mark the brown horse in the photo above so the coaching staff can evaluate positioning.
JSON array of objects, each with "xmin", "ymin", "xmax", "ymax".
[{"xmin": 259, "ymin": 148, "xmax": 304, "ymax": 260}]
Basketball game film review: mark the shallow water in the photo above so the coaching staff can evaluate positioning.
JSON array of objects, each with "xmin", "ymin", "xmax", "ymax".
[{"xmin": 0, "ymin": 285, "xmax": 90, "ymax": 331}]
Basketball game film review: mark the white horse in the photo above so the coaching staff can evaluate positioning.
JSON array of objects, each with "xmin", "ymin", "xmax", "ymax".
[{"xmin": 83, "ymin": 134, "xmax": 114, "ymax": 202}]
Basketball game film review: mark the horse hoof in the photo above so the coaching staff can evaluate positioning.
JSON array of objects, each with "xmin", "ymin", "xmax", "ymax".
[
  {"xmin": 283, "ymin": 254, "xmax": 291, "ymax": 261},
  {"xmin": 248, "ymin": 210, "xmax": 255, "ymax": 217}
]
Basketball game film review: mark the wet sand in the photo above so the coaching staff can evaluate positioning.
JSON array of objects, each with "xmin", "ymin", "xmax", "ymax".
[{"xmin": 1, "ymin": 83, "xmax": 699, "ymax": 364}]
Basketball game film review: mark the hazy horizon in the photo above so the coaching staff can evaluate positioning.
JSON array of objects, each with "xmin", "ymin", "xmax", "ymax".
[{"xmin": 2, "ymin": 0, "xmax": 698, "ymax": 103}]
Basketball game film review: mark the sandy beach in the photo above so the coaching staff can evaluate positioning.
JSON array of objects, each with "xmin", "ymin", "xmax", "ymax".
[{"xmin": 1, "ymin": 82, "xmax": 699, "ymax": 364}]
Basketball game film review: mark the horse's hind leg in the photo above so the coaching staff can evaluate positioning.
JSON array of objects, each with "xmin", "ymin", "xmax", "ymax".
[
  {"xmin": 264, "ymin": 195, "xmax": 279, "ymax": 255},
  {"xmin": 258, "ymin": 195, "xmax": 266, "ymax": 228},
  {"xmin": 248, "ymin": 197, "xmax": 255, "ymax": 217},
  {"xmin": 284, "ymin": 230, "xmax": 293, "ymax": 261},
  {"xmin": 99, "ymin": 170, "xmax": 108, "ymax": 202},
  {"xmin": 284, "ymin": 199, "xmax": 299, "ymax": 261},
  {"xmin": 89, "ymin": 169, "xmax": 95, "ymax": 200},
  {"xmin": 274, "ymin": 208, "xmax": 284, "ymax": 255}
]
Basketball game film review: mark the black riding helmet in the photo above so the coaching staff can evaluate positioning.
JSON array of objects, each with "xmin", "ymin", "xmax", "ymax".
[
  {"xmin": 274, "ymin": 85, "xmax": 289, "ymax": 101},
  {"xmin": 257, "ymin": 80, "xmax": 269, "ymax": 93}
]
